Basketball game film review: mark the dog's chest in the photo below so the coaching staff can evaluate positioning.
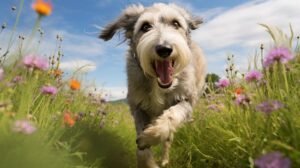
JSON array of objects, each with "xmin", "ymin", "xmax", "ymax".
[
  {"xmin": 133, "ymin": 85, "xmax": 189, "ymax": 118},
  {"xmin": 137, "ymin": 90, "xmax": 171, "ymax": 117}
]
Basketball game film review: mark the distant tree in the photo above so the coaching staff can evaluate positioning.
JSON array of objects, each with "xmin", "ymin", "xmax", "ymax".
[
  {"xmin": 204, "ymin": 73, "xmax": 220, "ymax": 94},
  {"xmin": 205, "ymin": 73, "xmax": 220, "ymax": 83}
]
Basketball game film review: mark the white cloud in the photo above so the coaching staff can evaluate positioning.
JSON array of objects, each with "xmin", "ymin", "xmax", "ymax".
[
  {"xmin": 192, "ymin": 0, "xmax": 300, "ymax": 74},
  {"xmin": 199, "ymin": 7, "xmax": 226, "ymax": 20},
  {"xmin": 60, "ymin": 59, "xmax": 97, "ymax": 72}
]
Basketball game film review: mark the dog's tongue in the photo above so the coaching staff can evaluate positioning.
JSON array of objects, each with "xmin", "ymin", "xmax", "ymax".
[{"xmin": 155, "ymin": 60, "xmax": 173, "ymax": 84}]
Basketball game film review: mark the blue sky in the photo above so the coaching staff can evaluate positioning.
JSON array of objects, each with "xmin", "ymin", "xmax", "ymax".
[{"xmin": 1, "ymin": 0, "xmax": 299, "ymax": 100}]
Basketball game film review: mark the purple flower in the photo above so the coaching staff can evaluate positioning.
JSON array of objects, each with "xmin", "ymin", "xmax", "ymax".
[
  {"xmin": 263, "ymin": 47, "xmax": 293, "ymax": 67},
  {"xmin": 245, "ymin": 70, "xmax": 263, "ymax": 82},
  {"xmin": 23, "ymin": 55, "xmax": 35, "ymax": 68},
  {"xmin": 215, "ymin": 78, "xmax": 230, "ymax": 88},
  {"xmin": 235, "ymin": 94, "xmax": 250, "ymax": 105},
  {"xmin": 12, "ymin": 75, "xmax": 23, "ymax": 83},
  {"xmin": 255, "ymin": 152, "xmax": 291, "ymax": 168},
  {"xmin": 41, "ymin": 85, "xmax": 58, "ymax": 95},
  {"xmin": 33, "ymin": 57, "xmax": 49, "ymax": 70},
  {"xmin": 256, "ymin": 100, "xmax": 284, "ymax": 114},
  {"xmin": 23, "ymin": 55, "xmax": 49, "ymax": 70},
  {"xmin": 0, "ymin": 68, "xmax": 4, "ymax": 81},
  {"xmin": 12, "ymin": 120, "xmax": 37, "ymax": 135}
]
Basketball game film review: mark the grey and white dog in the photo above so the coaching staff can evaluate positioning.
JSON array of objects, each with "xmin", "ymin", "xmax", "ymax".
[{"xmin": 100, "ymin": 3, "xmax": 206, "ymax": 168}]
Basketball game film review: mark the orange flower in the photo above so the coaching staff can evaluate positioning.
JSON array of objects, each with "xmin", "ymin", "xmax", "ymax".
[
  {"xmin": 234, "ymin": 87, "xmax": 244, "ymax": 95},
  {"xmin": 52, "ymin": 69, "xmax": 63, "ymax": 78},
  {"xmin": 32, "ymin": 0, "xmax": 53, "ymax": 16},
  {"xmin": 64, "ymin": 112, "xmax": 75, "ymax": 127},
  {"xmin": 69, "ymin": 79, "xmax": 81, "ymax": 90}
]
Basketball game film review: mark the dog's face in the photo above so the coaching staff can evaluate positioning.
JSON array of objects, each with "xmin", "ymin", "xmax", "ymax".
[{"xmin": 100, "ymin": 3, "xmax": 202, "ymax": 89}]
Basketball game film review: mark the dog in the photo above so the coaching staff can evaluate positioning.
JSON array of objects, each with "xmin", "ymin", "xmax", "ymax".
[{"xmin": 99, "ymin": 3, "xmax": 206, "ymax": 168}]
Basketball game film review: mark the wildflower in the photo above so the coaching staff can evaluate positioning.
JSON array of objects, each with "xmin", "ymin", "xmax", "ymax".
[
  {"xmin": 256, "ymin": 100, "xmax": 284, "ymax": 114},
  {"xmin": 245, "ymin": 70, "xmax": 263, "ymax": 82},
  {"xmin": 41, "ymin": 85, "xmax": 58, "ymax": 95},
  {"xmin": 12, "ymin": 75, "xmax": 22, "ymax": 83},
  {"xmin": 69, "ymin": 79, "xmax": 81, "ymax": 90},
  {"xmin": 32, "ymin": 0, "xmax": 53, "ymax": 16},
  {"xmin": 255, "ymin": 152, "xmax": 291, "ymax": 168},
  {"xmin": 51, "ymin": 69, "xmax": 63, "ymax": 78},
  {"xmin": 0, "ymin": 68, "xmax": 4, "ymax": 81},
  {"xmin": 78, "ymin": 112, "xmax": 86, "ymax": 118},
  {"xmin": 234, "ymin": 87, "xmax": 244, "ymax": 95},
  {"xmin": 235, "ymin": 94, "xmax": 250, "ymax": 106},
  {"xmin": 64, "ymin": 112, "xmax": 75, "ymax": 127},
  {"xmin": 12, "ymin": 120, "xmax": 37, "ymax": 134},
  {"xmin": 263, "ymin": 47, "xmax": 293, "ymax": 67},
  {"xmin": 23, "ymin": 55, "xmax": 49, "ymax": 70},
  {"xmin": 11, "ymin": 6, "xmax": 17, "ymax": 11},
  {"xmin": 33, "ymin": 57, "xmax": 49, "ymax": 70},
  {"xmin": 215, "ymin": 78, "xmax": 230, "ymax": 88},
  {"xmin": 1, "ymin": 22, "xmax": 7, "ymax": 30}
]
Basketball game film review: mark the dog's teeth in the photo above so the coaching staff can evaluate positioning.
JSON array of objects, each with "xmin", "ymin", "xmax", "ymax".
[{"xmin": 157, "ymin": 77, "xmax": 162, "ymax": 83}]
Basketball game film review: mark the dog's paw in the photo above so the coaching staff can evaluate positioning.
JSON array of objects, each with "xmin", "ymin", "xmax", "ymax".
[
  {"xmin": 161, "ymin": 159, "xmax": 169, "ymax": 167},
  {"xmin": 136, "ymin": 120, "xmax": 170, "ymax": 150}
]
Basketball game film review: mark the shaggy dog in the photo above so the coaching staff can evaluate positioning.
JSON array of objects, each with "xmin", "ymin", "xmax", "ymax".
[{"xmin": 100, "ymin": 3, "xmax": 206, "ymax": 168}]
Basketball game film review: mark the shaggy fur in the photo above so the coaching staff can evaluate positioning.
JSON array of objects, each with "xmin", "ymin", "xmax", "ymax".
[{"xmin": 100, "ymin": 3, "xmax": 206, "ymax": 168}]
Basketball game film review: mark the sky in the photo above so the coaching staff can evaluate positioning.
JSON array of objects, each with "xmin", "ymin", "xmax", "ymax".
[{"xmin": 1, "ymin": 0, "xmax": 299, "ymax": 100}]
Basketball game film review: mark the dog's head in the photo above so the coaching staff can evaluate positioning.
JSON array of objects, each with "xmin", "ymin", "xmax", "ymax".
[{"xmin": 100, "ymin": 3, "xmax": 202, "ymax": 89}]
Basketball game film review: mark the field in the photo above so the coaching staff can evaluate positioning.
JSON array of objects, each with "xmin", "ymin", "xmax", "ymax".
[{"xmin": 1, "ymin": 1, "xmax": 300, "ymax": 168}]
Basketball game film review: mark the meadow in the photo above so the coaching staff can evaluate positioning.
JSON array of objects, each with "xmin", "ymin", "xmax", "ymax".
[{"xmin": 1, "ymin": 1, "xmax": 300, "ymax": 168}]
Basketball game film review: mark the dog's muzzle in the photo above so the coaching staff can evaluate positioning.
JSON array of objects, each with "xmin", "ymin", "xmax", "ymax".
[{"xmin": 153, "ymin": 44, "xmax": 175, "ymax": 89}]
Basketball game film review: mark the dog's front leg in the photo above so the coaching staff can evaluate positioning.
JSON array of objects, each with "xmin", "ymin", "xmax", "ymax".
[
  {"xmin": 133, "ymin": 109, "xmax": 159, "ymax": 168},
  {"xmin": 136, "ymin": 100, "xmax": 192, "ymax": 149},
  {"xmin": 161, "ymin": 133, "xmax": 173, "ymax": 167}
]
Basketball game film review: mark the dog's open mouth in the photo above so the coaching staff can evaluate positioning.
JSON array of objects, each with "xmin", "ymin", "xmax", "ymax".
[{"xmin": 153, "ymin": 59, "xmax": 175, "ymax": 88}]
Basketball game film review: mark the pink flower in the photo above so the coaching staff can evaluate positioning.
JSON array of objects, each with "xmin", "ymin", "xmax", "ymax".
[
  {"xmin": 23, "ymin": 55, "xmax": 49, "ymax": 70},
  {"xmin": 23, "ymin": 55, "xmax": 35, "ymax": 67},
  {"xmin": 245, "ymin": 70, "xmax": 263, "ymax": 82},
  {"xmin": 255, "ymin": 152, "xmax": 291, "ymax": 168},
  {"xmin": 215, "ymin": 78, "xmax": 230, "ymax": 88},
  {"xmin": 235, "ymin": 94, "xmax": 250, "ymax": 105},
  {"xmin": 0, "ymin": 68, "xmax": 4, "ymax": 81},
  {"xmin": 256, "ymin": 100, "xmax": 284, "ymax": 115},
  {"xmin": 12, "ymin": 120, "xmax": 37, "ymax": 134},
  {"xmin": 263, "ymin": 47, "xmax": 293, "ymax": 67},
  {"xmin": 12, "ymin": 76, "xmax": 23, "ymax": 83},
  {"xmin": 41, "ymin": 85, "xmax": 58, "ymax": 95}
]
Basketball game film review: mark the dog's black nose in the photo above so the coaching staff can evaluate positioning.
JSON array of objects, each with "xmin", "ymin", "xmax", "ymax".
[{"xmin": 155, "ymin": 45, "xmax": 173, "ymax": 58}]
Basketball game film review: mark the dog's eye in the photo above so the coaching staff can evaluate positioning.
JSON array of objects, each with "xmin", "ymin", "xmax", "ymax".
[
  {"xmin": 172, "ymin": 20, "xmax": 181, "ymax": 29},
  {"xmin": 140, "ymin": 22, "xmax": 152, "ymax": 32}
]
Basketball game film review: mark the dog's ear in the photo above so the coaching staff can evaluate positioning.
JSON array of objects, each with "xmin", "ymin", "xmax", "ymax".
[
  {"xmin": 188, "ymin": 16, "xmax": 203, "ymax": 30},
  {"xmin": 170, "ymin": 4, "xmax": 203, "ymax": 31},
  {"xmin": 99, "ymin": 4, "xmax": 144, "ymax": 41}
]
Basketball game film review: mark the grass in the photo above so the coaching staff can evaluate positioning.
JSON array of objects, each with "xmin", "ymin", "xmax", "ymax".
[{"xmin": 1, "ymin": 1, "xmax": 300, "ymax": 168}]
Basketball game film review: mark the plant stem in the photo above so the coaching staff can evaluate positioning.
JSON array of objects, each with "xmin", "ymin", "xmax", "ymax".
[{"xmin": 1, "ymin": 0, "xmax": 24, "ymax": 64}]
